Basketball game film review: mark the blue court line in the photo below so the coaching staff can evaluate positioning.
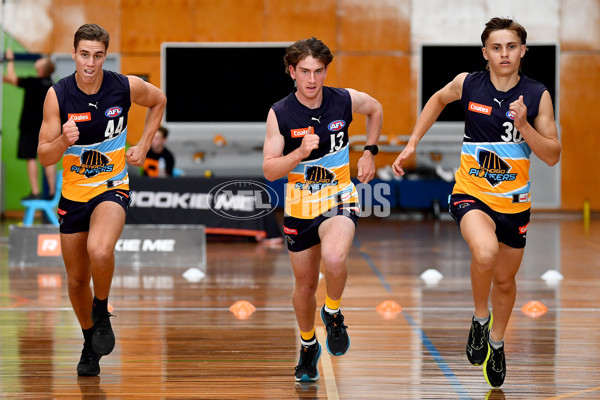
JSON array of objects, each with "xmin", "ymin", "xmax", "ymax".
[
  {"xmin": 353, "ymin": 238, "xmax": 392, "ymax": 292},
  {"xmin": 403, "ymin": 313, "xmax": 471, "ymax": 400},
  {"xmin": 354, "ymin": 238, "xmax": 470, "ymax": 400}
]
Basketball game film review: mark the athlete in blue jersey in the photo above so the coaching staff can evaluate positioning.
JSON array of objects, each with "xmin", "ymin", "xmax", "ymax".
[
  {"xmin": 38, "ymin": 24, "xmax": 166, "ymax": 377},
  {"xmin": 392, "ymin": 18, "xmax": 560, "ymax": 388},
  {"xmin": 263, "ymin": 37, "xmax": 383, "ymax": 382}
]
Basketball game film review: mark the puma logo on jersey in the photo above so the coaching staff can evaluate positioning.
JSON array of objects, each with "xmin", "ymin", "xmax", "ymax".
[
  {"xmin": 89, "ymin": 102, "xmax": 99, "ymax": 109},
  {"xmin": 493, "ymin": 98, "xmax": 504, "ymax": 107}
]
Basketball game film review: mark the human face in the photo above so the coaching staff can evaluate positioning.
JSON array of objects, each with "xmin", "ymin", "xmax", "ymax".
[
  {"xmin": 72, "ymin": 40, "xmax": 107, "ymax": 84},
  {"xmin": 482, "ymin": 29, "xmax": 526, "ymax": 76},
  {"xmin": 289, "ymin": 55, "xmax": 327, "ymax": 106}
]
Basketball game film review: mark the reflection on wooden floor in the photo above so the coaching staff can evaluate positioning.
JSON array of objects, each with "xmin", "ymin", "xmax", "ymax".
[{"xmin": 1, "ymin": 213, "xmax": 600, "ymax": 399}]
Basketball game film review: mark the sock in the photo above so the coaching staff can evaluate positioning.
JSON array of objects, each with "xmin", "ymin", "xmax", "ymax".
[
  {"xmin": 474, "ymin": 312, "xmax": 490, "ymax": 326},
  {"xmin": 93, "ymin": 296, "xmax": 108, "ymax": 316},
  {"xmin": 82, "ymin": 327, "xmax": 94, "ymax": 346},
  {"xmin": 324, "ymin": 295, "xmax": 341, "ymax": 314},
  {"xmin": 300, "ymin": 331, "xmax": 317, "ymax": 348},
  {"xmin": 489, "ymin": 337, "xmax": 504, "ymax": 350}
]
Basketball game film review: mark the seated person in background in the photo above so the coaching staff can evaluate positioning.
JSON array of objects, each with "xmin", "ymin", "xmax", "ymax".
[{"xmin": 142, "ymin": 125, "xmax": 175, "ymax": 177}]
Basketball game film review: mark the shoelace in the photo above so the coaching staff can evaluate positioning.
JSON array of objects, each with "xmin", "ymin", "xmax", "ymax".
[
  {"xmin": 490, "ymin": 347, "xmax": 505, "ymax": 372},
  {"xmin": 295, "ymin": 346, "xmax": 315, "ymax": 371},
  {"xmin": 94, "ymin": 312, "xmax": 115, "ymax": 334},
  {"xmin": 325, "ymin": 313, "xmax": 348, "ymax": 338},
  {"xmin": 471, "ymin": 321, "xmax": 487, "ymax": 349}
]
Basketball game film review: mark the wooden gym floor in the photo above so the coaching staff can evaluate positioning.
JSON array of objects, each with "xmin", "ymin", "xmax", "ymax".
[{"xmin": 0, "ymin": 211, "xmax": 599, "ymax": 399}]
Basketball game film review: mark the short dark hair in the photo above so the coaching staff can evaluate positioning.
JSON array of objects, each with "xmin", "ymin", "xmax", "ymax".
[
  {"xmin": 284, "ymin": 37, "xmax": 333, "ymax": 76},
  {"xmin": 157, "ymin": 125, "xmax": 169, "ymax": 138},
  {"xmin": 40, "ymin": 57, "xmax": 55, "ymax": 77},
  {"xmin": 481, "ymin": 17, "xmax": 527, "ymax": 47},
  {"xmin": 74, "ymin": 24, "xmax": 110, "ymax": 52}
]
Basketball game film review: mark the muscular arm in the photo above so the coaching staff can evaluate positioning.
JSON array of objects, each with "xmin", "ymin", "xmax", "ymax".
[
  {"xmin": 347, "ymin": 88, "xmax": 383, "ymax": 183},
  {"xmin": 393, "ymin": 72, "xmax": 466, "ymax": 176},
  {"xmin": 125, "ymin": 76, "xmax": 167, "ymax": 166},
  {"xmin": 38, "ymin": 88, "xmax": 74, "ymax": 167},
  {"xmin": 262, "ymin": 108, "xmax": 318, "ymax": 181},
  {"xmin": 510, "ymin": 91, "xmax": 561, "ymax": 166}
]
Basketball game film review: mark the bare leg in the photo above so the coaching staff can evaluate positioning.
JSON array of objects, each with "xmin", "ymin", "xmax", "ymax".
[
  {"xmin": 289, "ymin": 246, "xmax": 322, "ymax": 332},
  {"xmin": 490, "ymin": 244, "xmax": 524, "ymax": 341},
  {"xmin": 459, "ymin": 210, "xmax": 498, "ymax": 318},
  {"xmin": 61, "ymin": 231, "xmax": 93, "ymax": 330},
  {"xmin": 26, "ymin": 159, "xmax": 40, "ymax": 195},
  {"xmin": 88, "ymin": 201, "xmax": 126, "ymax": 299},
  {"xmin": 318, "ymin": 216, "xmax": 355, "ymax": 301}
]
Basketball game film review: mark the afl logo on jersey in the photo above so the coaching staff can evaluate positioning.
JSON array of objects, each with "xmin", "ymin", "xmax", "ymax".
[
  {"xmin": 105, "ymin": 106, "xmax": 123, "ymax": 118},
  {"xmin": 506, "ymin": 111, "xmax": 515, "ymax": 120},
  {"xmin": 328, "ymin": 120, "xmax": 345, "ymax": 131}
]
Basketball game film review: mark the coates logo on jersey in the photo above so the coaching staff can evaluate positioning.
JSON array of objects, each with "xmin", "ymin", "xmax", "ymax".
[
  {"xmin": 468, "ymin": 102, "xmax": 492, "ymax": 116},
  {"xmin": 105, "ymin": 106, "xmax": 123, "ymax": 118},
  {"xmin": 328, "ymin": 120, "xmax": 345, "ymax": 131},
  {"xmin": 68, "ymin": 112, "xmax": 92, "ymax": 122},
  {"xmin": 506, "ymin": 110, "xmax": 515, "ymax": 120},
  {"xmin": 291, "ymin": 126, "xmax": 314, "ymax": 138}
]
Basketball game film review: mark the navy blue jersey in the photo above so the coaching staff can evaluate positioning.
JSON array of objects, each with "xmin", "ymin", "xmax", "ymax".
[
  {"xmin": 272, "ymin": 87, "xmax": 358, "ymax": 218},
  {"xmin": 454, "ymin": 71, "xmax": 547, "ymax": 212},
  {"xmin": 53, "ymin": 70, "xmax": 132, "ymax": 201}
]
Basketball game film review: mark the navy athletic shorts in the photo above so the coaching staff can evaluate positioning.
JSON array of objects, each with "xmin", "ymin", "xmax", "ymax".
[
  {"xmin": 58, "ymin": 189, "xmax": 131, "ymax": 234},
  {"xmin": 448, "ymin": 193, "xmax": 530, "ymax": 249},
  {"xmin": 283, "ymin": 203, "xmax": 360, "ymax": 252}
]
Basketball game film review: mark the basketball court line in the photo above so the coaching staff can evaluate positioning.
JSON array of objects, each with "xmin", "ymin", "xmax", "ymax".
[{"xmin": 316, "ymin": 326, "xmax": 339, "ymax": 400}]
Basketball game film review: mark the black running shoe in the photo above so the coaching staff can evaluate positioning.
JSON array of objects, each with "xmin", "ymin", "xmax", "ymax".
[
  {"xmin": 77, "ymin": 344, "xmax": 101, "ymax": 376},
  {"xmin": 466, "ymin": 313, "xmax": 492, "ymax": 365},
  {"xmin": 320, "ymin": 306, "xmax": 350, "ymax": 356},
  {"xmin": 484, "ymin": 342, "xmax": 506, "ymax": 388},
  {"xmin": 295, "ymin": 342, "xmax": 322, "ymax": 382},
  {"xmin": 92, "ymin": 312, "xmax": 115, "ymax": 356}
]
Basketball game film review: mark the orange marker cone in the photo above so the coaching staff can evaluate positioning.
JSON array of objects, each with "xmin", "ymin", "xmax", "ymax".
[
  {"xmin": 376, "ymin": 300, "xmax": 402, "ymax": 320},
  {"xmin": 521, "ymin": 300, "xmax": 548, "ymax": 318},
  {"xmin": 229, "ymin": 300, "xmax": 256, "ymax": 319}
]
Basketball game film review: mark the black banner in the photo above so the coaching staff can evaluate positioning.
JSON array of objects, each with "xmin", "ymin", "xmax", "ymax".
[{"xmin": 126, "ymin": 176, "xmax": 281, "ymax": 239}]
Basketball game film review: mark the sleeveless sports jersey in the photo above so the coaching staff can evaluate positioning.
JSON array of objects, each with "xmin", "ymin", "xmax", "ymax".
[
  {"xmin": 54, "ymin": 71, "xmax": 131, "ymax": 202},
  {"xmin": 453, "ymin": 71, "xmax": 546, "ymax": 213},
  {"xmin": 272, "ymin": 86, "xmax": 358, "ymax": 219}
]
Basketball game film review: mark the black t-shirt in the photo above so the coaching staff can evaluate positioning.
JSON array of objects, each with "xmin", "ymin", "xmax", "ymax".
[
  {"xmin": 143, "ymin": 147, "xmax": 175, "ymax": 177},
  {"xmin": 18, "ymin": 76, "xmax": 53, "ymax": 133}
]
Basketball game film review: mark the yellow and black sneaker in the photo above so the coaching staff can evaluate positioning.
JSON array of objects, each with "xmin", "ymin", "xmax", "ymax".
[
  {"xmin": 484, "ymin": 342, "xmax": 506, "ymax": 388},
  {"xmin": 466, "ymin": 313, "xmax": 493, "ymax": 365},
  {"xmin": 294, "ymin": 342, "xmax": 322, "ymax": 382}
]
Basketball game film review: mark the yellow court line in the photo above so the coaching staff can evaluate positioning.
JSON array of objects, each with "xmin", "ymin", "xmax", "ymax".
[
  {"xmin": 545, "ymin": 386, "xmax": 600, "ymax": 400},
  {"xmin": 316, "ymin": 327, "xmax": 339, "ymax": 400}
]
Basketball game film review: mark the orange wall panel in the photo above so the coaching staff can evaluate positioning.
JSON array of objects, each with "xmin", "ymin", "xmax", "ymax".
[
  {"xmin": 52, "ymin": 0, "xmax": 121, "ymax": 53},
  {"xmin": 335, "ymin": 54, "xmax": 414, "ymax": 139},
  {"xmin": 338, "ymin": 0, "xmax": 410, "ymax": 52},
  {"xmin": 559, "ymin": 53, "xmax": 600, "ymax": 210},
  {"xmin": 189, "ymin": 0, "xmax": 265, "ymax": 42},
  {"xmin": 263, "ymin": 0, "xmax": 337, "ymax": 47},
  {"xmin": 121, "ymin": 0, "xmax": 194, "ymax": 52}
]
